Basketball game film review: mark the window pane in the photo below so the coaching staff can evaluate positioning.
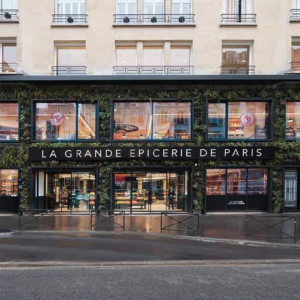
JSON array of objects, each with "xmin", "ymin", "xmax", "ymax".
[
  {"xmin": 57, "ymin": 48, "xmax": 86, "ymax": 66},
  {"xmin": 35, "ymin": 103, "xmax": 76, "ymax": 141},
  {"xmin": 2, "ymin": 45, "xmax": 17, "ymax": 72},
  {"xmin": 227, "ymin": 169, "xmax": 247, "ymax": 195},
  {"xmin": 116, "ymin": 3, "xmax": 126, "ymax": 14},
  {"xmin": 247, "ymin": 169, "xmax": 268, "ymax": 196},
  {"xmin": 0, "ymin": 169, "xmax": 18, "ymax": 197},
  {"xmin": 116, "ymin": 47, "xmax": 136, "ymax": 66},
  {"xmin": 0, "ymin": 103, "xmax": 19, "ymax": 141},
  {"xmin": 207, "ymin": 103, "xmax": 226, "ymax": 139},
  {"xmin": 170, "ymin": 47, "xmax": 190, "ymax": 66},
  {"xmin": 77, "ymin": 104, "xmax": 96, "ymax": 140},
  {"xmin": 228, "ymin": 102, "xmax": 269, "ymax": 140},
  {"xmin": 113, "ymin": 102, "xmax": 152, "ymax": 140},
  {"xmin": 153, "ymin": 102, "xmax": 191, "ymax": 140},
  {"xmin": 222, "ymin": 47, "xmax": 249, "ymax": 66},
  {"xmin": 292, "ymin": 44, "xmax": 300, "ymax": 62},
  {"xmin": 143, "ymin": 47, "xmax": 163, "ymax": 66},
  {"xmin": 286, "ymin": 102, "xmax": 300, "ymax": 140},
  {"xmin": 206, "ymin": 169, "xmax": 226, "ymax": 196}
]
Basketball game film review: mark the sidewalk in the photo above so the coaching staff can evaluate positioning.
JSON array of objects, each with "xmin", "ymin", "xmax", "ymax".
[{"xmin": 0, "ymin": 213, "xmax": 299, "ymax": 244}]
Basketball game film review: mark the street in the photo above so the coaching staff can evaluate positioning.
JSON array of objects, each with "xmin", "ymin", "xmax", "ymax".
[{"xmin": 0, "ymin": 264, "xmax": 300, "ymax": 300}]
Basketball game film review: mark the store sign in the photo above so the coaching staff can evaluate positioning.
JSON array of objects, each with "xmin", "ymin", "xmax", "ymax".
[
  {"xmin": 240, "ymin": 111, "xmax": 255, "ymax": 126},
  {"xmin": 29, "ymin": 147, "xmax": 275, "ymax": 161}
]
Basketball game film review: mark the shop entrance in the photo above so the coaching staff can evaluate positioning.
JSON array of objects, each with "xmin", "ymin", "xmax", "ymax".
[
  {"xmin": 34, "ymin": 171, "xmax": 96, "ymax": 213},
  {"xmin": 284, "ymin": 170, "xmax": 298, "ymax": 212},
  {"xmin": 113, "ymin": 170, "xmax": 191, "ymax": 214}
]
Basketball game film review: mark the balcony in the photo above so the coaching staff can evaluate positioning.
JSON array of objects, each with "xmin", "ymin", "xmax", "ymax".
[
  {"xmin": 290, "ymin": 9, "xmax": 300, "ymax": 22},
  {"xmin": 220, "ymin": 65, "xmax": 255, "ymax": 75},
  {"xmin": 0, "ymin": 63, "xmax": 19, "ymax": 74},
  {"xmin": 113, "ymin": 65, "xmax": 194, "ymax": 75},
  {"xmin": 220, "ymin": 14, "xmax": 257, "ymax": 26},
  {"xmin": 289, "ymin": 62, "xmax": 300, "ymax": 72},
  {"xmin": 52, "ymin": 14, "xmax": 88, "ymax": 26},
  {"xmin": 0, "ymin": 9, "xmax": 19, "ymax": 22},
  {"xmin": 51, "ymin": 66, "xmax": 87, "ymax": 76},
  {"xmin": 113, "ymin": 14, "xmax": 195, "ymax": 26}
]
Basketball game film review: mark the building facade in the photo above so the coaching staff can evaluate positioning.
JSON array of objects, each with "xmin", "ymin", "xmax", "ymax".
[{"xmin": 0, "ymin": 0, "xmax": 300, "ymax": 214}]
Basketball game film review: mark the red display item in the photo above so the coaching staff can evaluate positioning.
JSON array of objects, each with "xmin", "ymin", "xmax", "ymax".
[
  {"xmin": 50, "ymin": 112, "xmax": 65, "ymax": 126},
  {"xmin": 240, "ymin": 111, "xmax": 255, "ymax": 126}
]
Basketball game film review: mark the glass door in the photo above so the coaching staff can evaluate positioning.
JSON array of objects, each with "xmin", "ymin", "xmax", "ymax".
[{"xmin": 284, "ymin": 171, "xmax": 298, "ymax": 209}]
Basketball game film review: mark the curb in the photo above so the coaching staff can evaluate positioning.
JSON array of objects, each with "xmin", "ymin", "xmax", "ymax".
[{"xmin": 8, "ymin": 230, "xmax": 300, "ymax": 248}]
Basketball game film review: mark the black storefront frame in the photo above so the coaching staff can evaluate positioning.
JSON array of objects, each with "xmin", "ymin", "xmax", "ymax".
[
  {"xmin": 110, "ymin": 99, "xmax": 194, "ymax": 143},
  {"xmin": 205, "ymin": 98, "xmax": 274, "ymax": 142},
  {"xmin": 31, "ymin": 100, "xmax": 100, "ymax": 143},
  {"xmin": 283, "ymin": 167, "xmax": 300, "ymax": 212},
  {"xmin": 204, "ymin": 166, "xmax": 272, "ymax": 213},
  {"xmin": 0, "ymin": 100, "xmax": 21, "ymax": 143},
  {"xmin": 110, "ymin": 166, "xmax": 193, "ymax": 214},
  {"xmin": 0, "ymin": 167, "xmax": 20, "ymax": 213},
  {"xmin": 31, "ymin": 166, "xmax": 99, "ymax": 213}
]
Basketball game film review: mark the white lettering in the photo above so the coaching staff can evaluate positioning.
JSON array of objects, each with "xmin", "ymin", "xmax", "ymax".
[
  {"xmin": 256, "ymin": 148, "xmax": 262, "ymax": 157},
  {"xmin": 95, "ymin": 150, "xmax": 101, "ymax": 157},
  {"xmin": 138, "ymin": 149, "xmax": 145, "ymax": 157},
  {"xmin": 232, "ymin": 149, "xmax": 239, "ymax": 157},
  {"xmin": 153, "ymin": 149, "xmax": 160, "ymax": 158},
  {"xmin": 242, "ymin": 149, "xmax": 248, "ymax": 157},
  {"xmin": 49, "ymin": 150, "xmax": 57, "ymax": 158},
  {"xmin": 116, "ymin": 149, "xmax": 121, "ymax": 158},
  {"xmin": 163, "ymin": 149, "xmax": 169, "ymax": 157},
  {"xmin": 85, "ymin": 150, "xmax": 92, "ymax": 158},
  {"xmin": 65, "ymin": 150, "xmax": 72, "ymax": 158},
  {"xmin": 130, "ymin": 149, "xmax": 136, "ymax": 157},
  {"xmin": 42, "ymin": 150, "xmax": 46, "ymax": 158},
  {"xmin": 200, "ymin": 149, "xmax": 208, "ymax": 157},
  {"xmin": 76, "ymin": 150, "xmax": 82, "ymax": 158},
  {"xmin": 106, "ymin": 150, "xmax": 113, "ymax": 158},
  {"xmin": 224, "ymin": 149, "xmax": 230, "ymax": 157},
  {"xmin": 172, "ymin": 149, "xmax": 178, "ymax": 157},
  {"xmin": 186, "ymin": 149, "xmax": 192, "ymax": 157},
  {"xmin": 210, "ymin": 149, "xmax": 216, "ymax": 157}
]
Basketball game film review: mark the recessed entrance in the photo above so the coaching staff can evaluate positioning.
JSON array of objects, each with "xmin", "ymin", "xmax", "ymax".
[
  {"xmin": 35, "ymin": 170, "xmax": 96, "ymax": 213},
  {"xmin": 113, "ymin": 170, "xmax": 191, "ymax": 214}
]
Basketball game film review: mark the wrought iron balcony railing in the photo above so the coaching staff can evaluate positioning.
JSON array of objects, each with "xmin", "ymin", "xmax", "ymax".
[
  {"xmin": 0, "ymin": 9, "xmax": 18, "ymax": 21},
  {"xmin": 52, "ymin": 66, "xmax": 87, "ymax": 75},
  {"xmin": 113, "ymin": 14, "xmax": 195, "ymax": 24},
  {"xmin": 220, "ymin": 65, "xmax": 255, "ymax": 75},
  {"xmin": 0, "ymin": 63, "xmax": 18, "ymax": 74},
  {"xmin": 52, "ymin": 14, "xmax": 88, "ymax": 24},
  {"xmin": 220, "ymin": 14, "xmax": 256, "ymax": 24},
  {"xmin": 290, "ymin": 62, "xmax": 300, "ymax": 72},
  {"xmin": 290, "ymin": 9, "xmax": 300, "ymax": 21},
  {"xmin": 113, "ymin": 65, "xmax": 194, "ymax": 75}
]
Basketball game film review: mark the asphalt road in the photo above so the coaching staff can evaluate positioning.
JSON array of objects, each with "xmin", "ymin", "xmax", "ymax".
[
  {"xmin": 0, "ymin": 264, "xmax": 300, "ymax": 300},
  {"xmin": 1, "ymin": 232, "xmax": 300, "ymax": 262}
]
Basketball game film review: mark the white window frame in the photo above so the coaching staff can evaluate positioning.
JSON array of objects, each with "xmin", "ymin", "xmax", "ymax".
[
  {"xmin": 294, "ymin": 0, "xmax": 300, "ymax": 9},
  {"xmin": 116, "ymin": 0, "xmax": 137, "ymax": 15},
  {"xmin": 1, "ymin": 0, "xmax": 17, "ymax": 10},
  {"xmin": 223, "ymin": 0, "xmax": 253, "ymax": 14},
  {"xmin": 171, "ymin": 0, "xmax": 192, "ymax": 15},
  {"xmin": 55, "ymin": 0, "xmax": 86, "ymax": 15},
  {"xmin": 144, "ymin": 0, "xmax": 164, "ymax": 15}
]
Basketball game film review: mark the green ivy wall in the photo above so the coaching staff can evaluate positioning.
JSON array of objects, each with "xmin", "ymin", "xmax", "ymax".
[{"xmin": 0, "ymin": 84, "xmax": 299, "ymax": 213}]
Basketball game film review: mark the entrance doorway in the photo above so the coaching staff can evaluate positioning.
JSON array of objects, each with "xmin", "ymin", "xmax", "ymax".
[
  {"xmin": 35, "ymin": 171, "xmax": 96, "ymax": 213},
  {"xmin": 113, "ymin": 170, "xmax": 190, "ymax": 213},
  {"xmin": 284, "ymin": 170, "xmax": 298, "ymax": 211}
]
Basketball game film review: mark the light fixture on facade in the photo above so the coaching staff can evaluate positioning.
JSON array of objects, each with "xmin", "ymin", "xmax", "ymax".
[
  {"xmin": 178, "ymin": 16, "xmax": 185, "ymax": 23},
  {"xmin": 4, "ymin": 12, "xmax": 11, "ymax": 19},
  {"xmin": 151, "ymin": 17, "xmax": 157, "ymax": 23},
  {"xmin": 67, "ymin": 16, "xmax": 74, "ymax": 23},
  {"xmin": 123, "ymin": 16, "xmax": 130, "ymax": 23}
]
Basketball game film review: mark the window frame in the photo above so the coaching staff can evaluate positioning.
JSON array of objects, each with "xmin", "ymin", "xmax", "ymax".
[
  {"xmin": 171, "ymin": 0, "xmax": 192, "ymax": 15},
  {"xmin": 110, "ymin": 99, "xmax": 194, "ymax": 142},
  {"xmin": 116, "ymin": 0, "xmax": 137, "ymax": 15},
  {"xmin": 205, "ymin": 98, "xmax": 274, "ymax": 142},
  {"xmin": 31, "ymin": 100, "xmax": 99, "ymax": 143},
  {"xmin": 56, "ymin": 45, "xmax": 86, "ymax": 68},
  {"xmin": 54, "ymin": 0, "xmax": 86, "ymax": 15},
  {"xmin": 0, "ymin": 100, "xmax": 20, "ymax": 143},
  {"xmin": 222, "ymin": 45, "xmax": 250, "ymax": 68},
  {"xmin": 285, "ymin": 99, "xmax": 300, "ymax": 141}
]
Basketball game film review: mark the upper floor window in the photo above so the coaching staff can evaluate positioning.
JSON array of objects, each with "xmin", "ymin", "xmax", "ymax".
[
  {"xmin": 54, "ymin": 0, "xmax": 87, "ymax": 24},
  {"xmin": 221, "ymin": 45, "xmax": 254, "ymax": 75},
  {"xmin": 172, "ymin": 0, "xmax": 191, "ymax": 15},
  {"xmin": 116, "ymin": 0, "xmax": 137, "ymax": 14},
  {"xmin": 221, "ymin": 0, "xmax": 256, "ymax": 24},
  {"xmin": 207, "ymin": 101, "xmax": 271, "ymax": 141},
  {"xmin": 113, "ymin": 101, "xmax": 192, "ymax": 141},
  {"xmin": 34, "ymin": 102, "xmax": 97, "ymax": 141},
  {"xmin": 291, "ymin": 41, "xmax": 300, "ymax": 72},
  {"xmin": 0, "ymin": 43, "xmax": 17, "ymax": 73},
  {"xmin": 286, "ymin": 101, "xmax": 300, "ymax": 141},
  {"xmin": 291, "ymin": 0, "xmax": 300, "ymax": 21},
  {"xmin": 0, "ymin": 169, "xmax": 18, "ymax": 197},
  {"xmin": 0, "ymin": 102, "xmax": 19, "ymax": 141},
  {"xmin": 52, "ymin": 45, "xmax": 86, "ymax": 75},
  {"xmin": 0, "ymin": 0, "xmax": 18, "ymax": 21}
]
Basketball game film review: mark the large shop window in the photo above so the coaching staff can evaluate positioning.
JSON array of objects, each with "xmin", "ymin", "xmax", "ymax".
[
  {"xmin": 34, "ymin": 102, "xmax": 97, "ymax": 141},
  {"xmin": 113, "ymin": 101, "xmax": 192, "ymax": 141},
  {"xmin": 286, "ymin": 101, "xmax": 300, "ymax": 140},
  {"xmin": 0, "ymin": 169, "xmax": 18, "ymax": 213},
  {"xmin": 206, "ymin": 168, "xmax": 268, "ymax": 211},
  {"xmin": 207, "ymin": 101, "xmax": 271, "ymax": 141},
  {"xmin": 0, "ymin": 102, "xmax": 19, "ymax": 141}
]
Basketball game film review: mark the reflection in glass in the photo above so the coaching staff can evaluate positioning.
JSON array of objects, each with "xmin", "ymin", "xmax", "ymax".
[
  {"xmin": 286, "ymin": 102, "xmax": 300, "ymax": 140},
  {"xmin": 222, "ymin": 46, "xmax": 249, "ymax": 74},
  {"xmin": 0, "ymin": 169, "xmax": 18, "ymax": 197},
  {"xmin": 228, "ymin": 102, "xmax": 269, "ymax": 140},
  {"xmin": 207, "ymin": 103, "xmax": 226, "ymax": 139},
  {"xmin": 0, "ymin": 103, "xmax": 19, "ymax": 141},
  {"xmin": 35, "ymin": 102, "xmax": 96, "ymax": 141},
  {"xmin": 247, "ymin": 169, "xmax": 267, "ymax": 195},
  {"xmin": 206, "ymin": 169, "xmax": 226, "ymax": 196},
  {"xmin": 153, "ymin": 102, "xmax": 191, "ymax": 140},
  {"xmin": 292, "ymin": 43, "xmax": 300, "ymax": 72},
  {"xmin": 2, "ymin": 44, "xmax": 17, "ymax": 73},
  {"xmin": 227, "ymin": 169, "xmax": 247, "ymax": 195}
]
